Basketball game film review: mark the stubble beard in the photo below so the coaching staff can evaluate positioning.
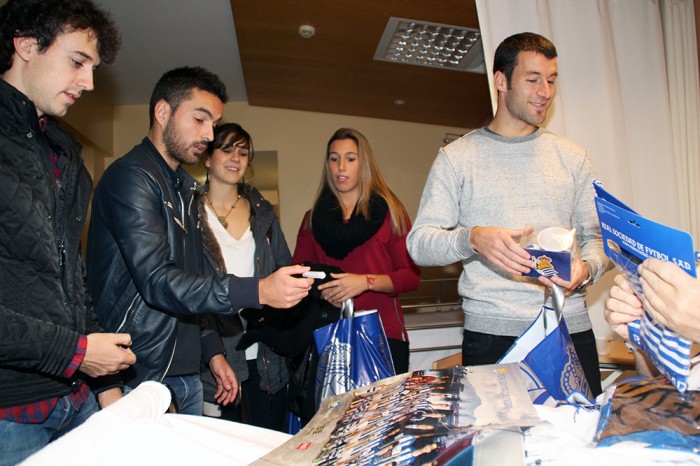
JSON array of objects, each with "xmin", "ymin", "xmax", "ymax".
[
  {"xmin": 163, "ymin": 119, "xmax": 198, "ymax": 166},
  {"xmin": 505, "ymin": 87, "xmax": 549, "ymax": 127}
]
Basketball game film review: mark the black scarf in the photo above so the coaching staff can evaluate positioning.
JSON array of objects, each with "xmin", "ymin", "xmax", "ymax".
[{"xmin": 312, "ymin": 189, "xmax": 388, "ymax": 260}]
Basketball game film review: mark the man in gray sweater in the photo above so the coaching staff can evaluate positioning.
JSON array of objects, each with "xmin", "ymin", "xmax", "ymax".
[{"xmin": 407, "ymin": 32, "xmax": 610, "ymax": 396}]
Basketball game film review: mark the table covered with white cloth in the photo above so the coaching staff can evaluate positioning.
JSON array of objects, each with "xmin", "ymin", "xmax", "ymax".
[{"xmin": 22, "ymin": 382, "xmax": 290, "ymax": 465}]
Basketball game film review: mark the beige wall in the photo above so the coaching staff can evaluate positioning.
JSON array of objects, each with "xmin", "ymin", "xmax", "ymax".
[
  {"xmin": 696, "ymin": 0, "xmax": 700, "ymax": 71},
  {"xmin": 62, "ymin": 89, "xmax": 115, "ymax": 156},
  {"xmin": 108, "ymin": 102, "xmax": 469, "ymax": 247},
  {"xmin": 59, "ymin": 89, "xmax": 119, "ymax": 248}
]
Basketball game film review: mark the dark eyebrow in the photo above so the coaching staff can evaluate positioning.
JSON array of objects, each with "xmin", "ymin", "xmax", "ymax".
[
  {"xmin": 72, "ymin": 50, "xmax": 100, "ymax": 69},
  {"xmin": 526, "ymin": 70, "xmax": 558, "ymax": 79},
  {"xmin": 194, "ymin": 107, "xmax": 213, "ymax": 117},
  {"xmin": 73, "ymin": 50, "xmax": 96, "ymax": 63}
]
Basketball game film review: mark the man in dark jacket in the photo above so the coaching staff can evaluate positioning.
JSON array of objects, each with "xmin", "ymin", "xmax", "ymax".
[
  {"xmin": 0, "ymin": 1, "xmax": 136, "ymax": 463},
  {"xmin": 87, "ymin": 67, "xmax": 313, "ymax": 414}
]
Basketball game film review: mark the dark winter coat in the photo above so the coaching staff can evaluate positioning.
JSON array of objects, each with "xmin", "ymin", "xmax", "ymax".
[
  {"xmin": 0, "ymin": 79, "xmax": 100, "ymax": 407},
  {"xmin": 198, "ymin": 184, "xmax": 290, "ymax": 399}
]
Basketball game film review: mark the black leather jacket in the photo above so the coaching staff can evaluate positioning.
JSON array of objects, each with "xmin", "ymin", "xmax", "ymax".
[
  {"xmin": 0, "ymin": 79, "xmax": 100, "ymax": 407},
  {"xmin": 87, "ymin": 138, "xmax": 260, "ymax": 388}
]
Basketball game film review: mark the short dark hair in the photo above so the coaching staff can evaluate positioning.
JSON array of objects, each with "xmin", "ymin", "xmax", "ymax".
[
  {"xmin": 0, "ymin": 0, "xmax": 121, "ymax": 74},
  {"xmin": 492, "ymin": 32, "xmax": 557, "ymax": 86},
  {"xmin": 148, "ymin": 66, "xmax": 228, "ymax": 127}
]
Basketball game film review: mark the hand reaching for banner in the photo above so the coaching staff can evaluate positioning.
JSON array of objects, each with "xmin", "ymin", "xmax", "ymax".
[
  {"xmin": 604, "ymin": 274, "xmax": 643, "ymax": 340},
  {"xmin": 638, "ymin": 258, "xmax": 700, "ymax": 342}
]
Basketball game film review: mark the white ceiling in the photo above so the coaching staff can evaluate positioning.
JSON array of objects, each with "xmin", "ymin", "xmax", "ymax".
[{"xmin": 94, "ymin": 0, "xmax": 248, "ymax": 105}]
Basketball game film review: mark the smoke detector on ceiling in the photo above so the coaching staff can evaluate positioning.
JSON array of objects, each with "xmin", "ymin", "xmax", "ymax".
[
  {"xmin": 298, "ymin": 25, "xmax": 316, "ymax": 39},
  {"xmin": 374, "ymin": 17, "xmax": 485, "ymax": 73}
]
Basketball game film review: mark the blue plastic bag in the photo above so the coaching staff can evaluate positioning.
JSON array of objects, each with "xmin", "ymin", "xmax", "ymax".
[
  {"xmin": 499, "ymin": 286, "xmax": 593, "ymax": 405},
  {"xmin": 313, "ymin": 301, "xmax": 395, "ymax": 407}
]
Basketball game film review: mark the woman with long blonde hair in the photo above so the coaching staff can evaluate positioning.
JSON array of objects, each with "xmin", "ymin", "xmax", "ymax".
[{"xmin": 293, "ymin": 128, "xmax": 420, "ymax": 373}]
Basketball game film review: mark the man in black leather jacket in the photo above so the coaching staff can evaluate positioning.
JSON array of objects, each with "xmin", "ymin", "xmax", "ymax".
[
  {"xmin": 87, "ymin": 67, "xmax": 313, "ymax": 413},
  {"xmin": 0, "ymin": 1, "xmax": 136, "ymax": 463}
]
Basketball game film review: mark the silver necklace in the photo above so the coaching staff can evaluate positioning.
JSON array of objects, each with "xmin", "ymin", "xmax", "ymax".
[{"xmin": 207, "ymin": 194, "xmax": 242, "ymax": 229}]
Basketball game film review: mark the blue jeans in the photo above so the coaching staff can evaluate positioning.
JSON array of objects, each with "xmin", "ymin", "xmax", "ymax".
[
  {"xmin": 162, "ymin": 375, "xmax": 203, "ymax": 415},
  {"xmin": 0, "ymin": 391, "xmax": 99, "ymax": 466},
  {"xmin": 124, "ymin": 375, "xmax": 203, "ymax": 416},
  {"xmin": 123, "ymin": 375, "xmax": 203, "ymax": 415}
]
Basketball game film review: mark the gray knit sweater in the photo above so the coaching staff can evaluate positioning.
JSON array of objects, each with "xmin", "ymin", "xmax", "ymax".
[{"xmin": 407, "ymin": 127, "xmax": 609, "ymax": 336}]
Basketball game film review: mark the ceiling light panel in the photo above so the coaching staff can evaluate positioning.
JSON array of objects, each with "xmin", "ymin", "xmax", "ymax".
[{"xmin": 374, "ymin": 17, "xmax": 485, "ymax": 73}]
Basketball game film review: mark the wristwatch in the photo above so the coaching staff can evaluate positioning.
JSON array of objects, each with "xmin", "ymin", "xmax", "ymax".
[{"xmin": 575, "ymin": 260, "xmax": 593, "ymax": 291}]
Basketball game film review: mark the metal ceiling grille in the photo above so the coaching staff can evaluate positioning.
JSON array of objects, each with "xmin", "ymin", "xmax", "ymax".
[{"xmin": 374, "ymin": 17, "xmax": 485, "ymax": 73}]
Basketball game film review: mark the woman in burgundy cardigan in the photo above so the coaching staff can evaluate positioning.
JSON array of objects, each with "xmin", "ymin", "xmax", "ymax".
[{"xmin": 292, "ymin": 128, "xmax": 421, "ymax": 374}]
